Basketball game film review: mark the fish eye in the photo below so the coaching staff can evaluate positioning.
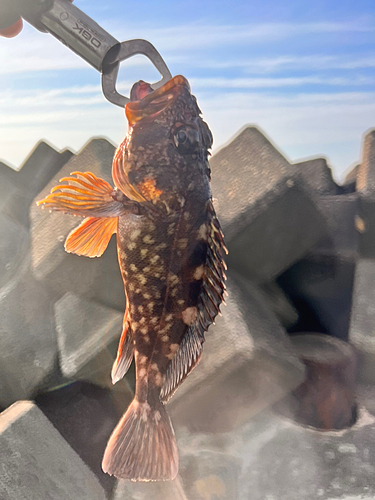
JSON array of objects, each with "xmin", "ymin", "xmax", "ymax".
[
  {"xmin": 176, "ymin": 130, "xmax": 187, "ymax": 143},
  {"xmin": 173, "ymin": 126, "xmax": 200, "ymax": 155}
]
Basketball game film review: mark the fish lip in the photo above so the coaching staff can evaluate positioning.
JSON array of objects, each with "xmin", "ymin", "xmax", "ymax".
[{"xmin": 125, "ymin": 75, "xmax": 190, "ymax": 124}]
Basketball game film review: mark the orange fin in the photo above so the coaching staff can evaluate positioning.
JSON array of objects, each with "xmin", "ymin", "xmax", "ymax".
[
  {"xmin": 65, "ymin": 217, "xmax": 117, "ymax": 257},
  {"xmin": 111, "ymin": 311, "xmax": 134, "ymax": 384},
  {"xmin": 37, "ymin": 171, "xmax": 127, "ymax": 218},
  {"xmin": 102, "ymin": 398, "xmax": 178, "ymax": 480}
]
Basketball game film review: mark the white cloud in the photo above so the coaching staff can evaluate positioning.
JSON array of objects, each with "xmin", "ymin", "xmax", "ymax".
[
  {"xmin": 1, "ymin": 17, "xmax": 373, "ymax": 181},
  {"xmin": 175, "ymin": 54, "xmax": 375, "ymax": 73},
  {"xmin": 1, "ymin": 19, "xmax": 373, "ymax": 76},
  {"xmin": 200, "ymin": 90, "xmax": 375, "ymax": 180},
  {"xmin": 111, "ymin": 20, "xmax": 374, "ymax": 52},
  {"xmin": 0, "ymin": 27, "xmax": 86, "ymax": 74},
  {"xmin": 1, "ymin": 79, "xmax": 374, "ymax": 181},
  {"xmin": 190, "ymin": 76, "xmax": 375, "ymax": 89}
]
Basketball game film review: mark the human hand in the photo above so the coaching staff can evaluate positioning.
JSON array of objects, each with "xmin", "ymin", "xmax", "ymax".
[
  {"xmin": 0, "ymin": 0, "xmax": 74, "ymax": 38},
  {"xmin": 0, "ymin": 19, "xmax": 23, "ymax": 38},
  {"xmin": 0, "ymin": 2, "xmax": 23, "ymax": 38}
]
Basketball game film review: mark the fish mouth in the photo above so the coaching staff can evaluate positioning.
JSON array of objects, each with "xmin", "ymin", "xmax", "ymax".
[{"xmin": 126, "ymin": 75, "xmax": 190, "ymax": 125}]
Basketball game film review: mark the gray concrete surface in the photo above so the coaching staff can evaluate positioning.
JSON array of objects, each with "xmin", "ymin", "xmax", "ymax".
[
  {"xmin": 350, "ymin": 258, "xmax": 375, "ymax": 382},
  {"xmin": 294, "ymin": 157, "xmax": 338, "ymax": 195},
  {"xmin": 0, "ymin": 258, "xmax": 57, "ymax": 408},
  {"xmin": 0, "ymin": 141, "xmax": 73, "ymax": 228},
  {"xmin": 210, "ymin": 127, "xmax": 328, "ymax": 282},
  {"xmin": 172, "ymin": 406, "xmax": 375, "ymax": 500},
  {"xmin": 114, "ymin": 477, "xmax": 188, "ymax": 500},
  {"xmin": 356, "ymin": 130, "xmax": 375, "ymax": 259},
  {"xmin": 35, "ymin": 380, "xmax": 133, "ymax": 496},
  {"xmin": 167, "ymin": 271, "xmax": 305, "ymax": 433},
  {"xmin": 0, "ymin": 400, "xmax": 107, "ymax": 500},
  {"xmin": 313, "ymin": 193, "xmax": 359, "ymax": 261},
  {"xmin": 0, "ymin": 214, "xmax": 29, "ymax": 291},
  {"xmin": 30, "ymin": 138, "xmax": 125, "ymax": 311},
  {"xmin": 55, "ymin": 293, "xmax": 123, "ymax": 386}
]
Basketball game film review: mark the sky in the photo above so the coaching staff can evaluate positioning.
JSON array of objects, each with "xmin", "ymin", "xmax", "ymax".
[{"xmin": 1, "ymin": 0, "xmax": 375, "ymax": 181}]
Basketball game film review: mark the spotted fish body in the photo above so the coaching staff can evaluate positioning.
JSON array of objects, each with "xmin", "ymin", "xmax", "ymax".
[{"xmin": 37, "ymin": 75, "xmax": 227, "ymax": 481}]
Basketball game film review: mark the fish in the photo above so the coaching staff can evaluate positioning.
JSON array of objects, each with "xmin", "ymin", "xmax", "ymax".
[{"xmin": 37, "ymin": 75, "xmax": 227, "ymax": 481}]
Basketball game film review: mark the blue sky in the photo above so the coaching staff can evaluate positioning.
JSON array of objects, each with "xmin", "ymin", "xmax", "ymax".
[{"xmin": 1, "ymin": 0, "xmax": 375, "ymax": 180}]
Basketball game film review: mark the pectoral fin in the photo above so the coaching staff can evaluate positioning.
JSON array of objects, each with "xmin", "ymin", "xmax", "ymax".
[
  {"xmin": 65, "ymin": 217, "xmax": 117, "ymax": 257},
  {"xmin": 37, "ymin": 171, "xmax": 130, "ymax": 218}
]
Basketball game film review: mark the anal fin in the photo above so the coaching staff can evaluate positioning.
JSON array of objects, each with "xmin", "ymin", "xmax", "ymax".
[
  {"xmin": 111, "ymin": 312, "xmax": 134, "ymax": 384},
  {"xmin": 65, "ymin": 217, "xmax": 117, "ymax": 257}
]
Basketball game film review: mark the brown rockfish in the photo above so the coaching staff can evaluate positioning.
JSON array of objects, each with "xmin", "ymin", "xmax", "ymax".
[{"xmin": 37, "ymin": 75, "xmax": 227, "ymax": 481}]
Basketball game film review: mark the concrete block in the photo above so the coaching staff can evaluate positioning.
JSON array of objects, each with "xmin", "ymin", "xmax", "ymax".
[
  {"xmin": 0, "ymin": 174, "xmax": 19, "ymax": 214},
  {"xmin": 357, "ymin": 129, "xmax": 375, "ymax": 195},
  {"xmin": 278, "ymin": 193, "xmax": 358, "ymax": 340},
  {"xmin": 55, "ymin": 293, "xmax": 123, "ymax": 386},
  {"xmin": 0, "ymin": 141, "xmax": 73, "ymax": 196},
  {"xmin": 0, "ymin": 213, "xmax": 30, "ymax": 291},
  {"xmin": 358, "ymin": 200, "xmax": 375, "ymax": 259},
  {"xmin": 243, "ymin": 409, "xmax": 375, "ymax": 500},
  {"xmin": 285, "ymin": 334, "xmax": 357, "ymax": 430},
  {"xmin": 30, "ymin": 138, "xmax": 125, "ymax": 311},
  {"xmin": 114, "ymin": 455, "xmax": 238, "ymax": 500},
  {"xmin": 344, "ymin": 163, "xmax": 359, "ymax": 185},
  {"xmin": 114, "ymin": 476, "xmax": 188, "ymax": 500},
  {"xmin": 350, "ymin": 258, "xmax": 375, "ymax": 383},
  {"xmin": 0, "ymin": 141, "xmax": 73, "ymax": 228},
  {"xmin": 0, "ymin": 400, "xmax": 106, "ymax": 500},
  {"xmin": 312, "ymin": 193, "xmax": 359, "ymax": 261},
  {"xmin": 279, "ymin": 256, "xmax": 355, "ymax": 340},
  {"xmin": 36, "ymin": 381, "xmax": 133, "ymax": 496},
  {"xmin": 294, "ymin": 157, "xmax": 339, "ymax": 195},
  {"xmin": 0, "ymin": 142, "xmax": 73, "ymax": 290},
  {"xmin": 179, "ymin": 451, "xmax": 241, "ymax": 500},
  {"xmin": 173, "ymin": 406, "xmax": 375, "ymax": 500},
  {"xmin": 210, "ymin": 127, "xmax": 327, "ymax": 282},
  {"xmin": 356, "ymin": 130, "xmax": 375, "ymax": 258},
  {"xmin": 259, "ymin": 281, "xmax": 298, "ymax": 329},
  {"xmin": 0, "ymin": 258, "xmax": 57, "ymax": 408},
  {"xmin": 167, "ymin": 271, "xmax": 305, "ymax": 433},
  {"xmin": 357, "ymin": 383, "xmax": 375, "ymax": 418},
  {"xmin": 350, "ymin": 133, "xmax": 375, "ymax": 367},
  {"xmin": 341, "ymin": 163, "xmax": 359, "ymax": 193}
]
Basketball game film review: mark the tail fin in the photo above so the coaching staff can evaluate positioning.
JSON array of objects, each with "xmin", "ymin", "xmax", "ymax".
[{"xmin": 102, "ymin": 398, "xmax": 178, "ymax": 481}]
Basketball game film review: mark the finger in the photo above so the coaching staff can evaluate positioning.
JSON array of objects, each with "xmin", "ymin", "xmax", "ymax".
[
  {"xmin": 0, "ymin": 0, "xmax": 72, "ymax": 38},
  {"xmin": 0, "ymin": 18, "xmax": 23, "ymax": 38}
]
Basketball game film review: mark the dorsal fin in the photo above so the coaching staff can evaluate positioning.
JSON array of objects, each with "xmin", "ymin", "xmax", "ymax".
[
  {"xmin": 160, "ymin": 327, "xmax": 203, "ymax": 403},
  {"xmin": 160, "ymin": 201, "xmax": 227, "ymax": 403}
]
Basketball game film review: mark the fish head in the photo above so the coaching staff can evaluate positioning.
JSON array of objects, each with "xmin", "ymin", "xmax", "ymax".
[{"xmin": 119, "ymin": 75, "xmax": 213, "ymax": 215}]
